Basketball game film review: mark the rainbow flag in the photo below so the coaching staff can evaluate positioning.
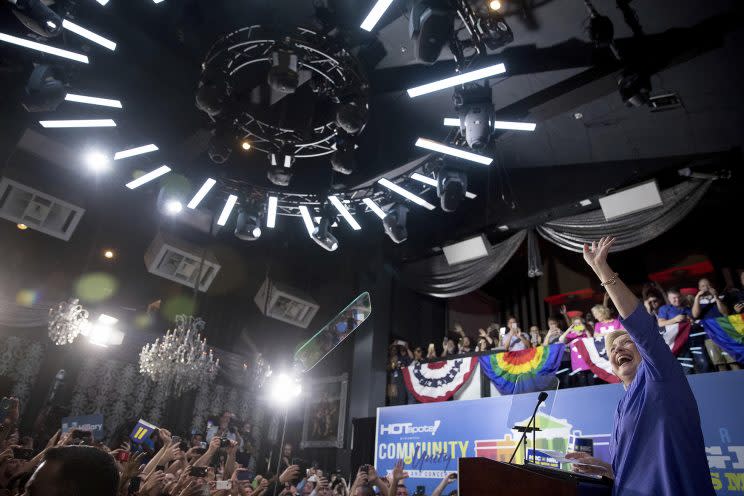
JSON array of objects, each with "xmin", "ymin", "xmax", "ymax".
[
  {"xmin": 701, "ymin": 314, "xmax": 744, "ymax": 363},
  {"xmin": 479, "ymin": 344, "xmax": 565, "ymax": 395}
]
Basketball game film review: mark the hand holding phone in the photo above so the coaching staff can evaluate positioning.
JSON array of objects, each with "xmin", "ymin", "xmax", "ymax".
[{"xmin": 190, "ymin": 466, "xmax": 208, "ymax": 478}]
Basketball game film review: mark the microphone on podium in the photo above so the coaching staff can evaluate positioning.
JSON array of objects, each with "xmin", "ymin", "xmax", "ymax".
[{"xmin": 508, "ymin": 391, "xmax": 549, "ymax": 464}]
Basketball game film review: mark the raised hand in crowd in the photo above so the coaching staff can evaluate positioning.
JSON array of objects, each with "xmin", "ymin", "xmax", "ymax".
[
  {"xmin": 387, "ymin": 460, "xmax": 409, "ymax": 496},
  {"xmin": 431, "ymin": 473, "xmax": 457, "ymax": 496},
  {"xmin": 279, "ymin": 464, "xmax": 300, "ymax": 484}
]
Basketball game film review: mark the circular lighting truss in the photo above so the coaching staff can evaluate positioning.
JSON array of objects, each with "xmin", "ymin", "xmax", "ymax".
[{"xmin": 198, "ymin": 25, "xmax": 369, "ymax": 160}]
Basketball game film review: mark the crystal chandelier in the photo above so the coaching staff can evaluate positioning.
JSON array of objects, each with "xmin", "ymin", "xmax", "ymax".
[
  {"xmin": 48, "ymin": 299, "xmax": 90, "ymax": 345},
  {"xmin": 139, "ymin": 315, "xmax": 220, "ymax": 396}
]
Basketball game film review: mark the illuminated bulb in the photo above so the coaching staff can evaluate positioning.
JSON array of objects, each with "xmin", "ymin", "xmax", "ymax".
[
  {"xmin": 103, "ymin": 250, "xmax": 115, "ymax": 259},
  {"xmin": 164, "ymin": 200, "xmax": 183, "ymax": 215},
  {"xmin": 17, "ymin": 223, "xmax": 28, "ymax": 230},
  {"xmin": 488, "ymin": 0, "xmax": 501, "ymax": 11},
  {"xmin": 85, "ymin": 151, "xmax": 110, "ymax": 172},
  {"xmin": 241, "ymin": 141, "xmax": 251, "ymax": 151}
]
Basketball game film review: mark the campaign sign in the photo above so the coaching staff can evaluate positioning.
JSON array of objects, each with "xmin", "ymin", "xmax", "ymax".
[
  {"xmin": 130, "ymin": 419, "xmax": 157, "ymax": 444},
  {"xmin": 375, "ymin": 370, "xmax": 744, "ymax": 495},
  {"xmin": 61, "ymin": 414, "xmax": 104, "ymax": 441}
]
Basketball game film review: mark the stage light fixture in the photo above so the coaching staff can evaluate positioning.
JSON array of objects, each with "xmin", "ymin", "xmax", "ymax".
[
  {"xmin": 164, "ymin": 199, "xmax": 183, "ymax": 215},
  {"xmin": 463, "ymin": 106, "xmax": 491, "ymax": 150},
  {"xmin": 65, "ymin": 93, "xmax": 122, "ymax": 108},
  {"xmin": 378, "ymin": 177, "xmax": 436, "ymax": 210},
  {"xmin": 407, "ymin": 63, "xmax": 506, "ymax": 97},
  {"xmin": 268, "ymin": 48, "xmax": 299, "ymax": 93},
  {"xmin": 196, "ymin": 74, "xmax": 229, "ymax": 118},
  {"xmin": 270, "ymin": 152, "xmax": 295, "ymax": 169},
  {"xmin": 362, "ymin": 198, "xmax": 386, "ymax": 219},
  {"xmin": 241, "ymin": 141, "xmax": 251, "ymax": 151},
  {"xmin": 409, "ymin": 0, "xmax": 455, "ymax": 65},
  {"xmin": 22, "ymin": 65, "xmax": 65, "ymax": 112},
  {"xmin": 187, "ymin": 178, "xmax": 217, "ymax": 209},
  {"xmin": 383, "ymin": 205, "xmax": 408, "ymax": 244},
  {"xmin": 125, "ymin": 165, "xmax": 171, "ymax": 189},
  {"xmin": 0, "ymin": 32, "xmax": 89, "ymax": 63},
  {"xmin": 40, "ymin": 119, "xmax": 116, "ymax": 128},
  {"xmin": 62, "ymin": 20, "xmax": 116, "ymax": 51},
  {"xmin": 235, "ymin": 210, "xmax": 262, "ymax": 241},
  {"xmin": 298, "ymin": 205, "xmax": 316, "ymax": 235},
  {"xmin": 411, "ymin": 172, "xmax": 476, "ymax": 199},
  {"xmin": 217, "ymin": 195, "xmax": 238, "ymax": 226},
  {"xmin": 84, "ymin": 151, "xmax": 110, "ymax": 172},
  {"xmin": 476, "ymin": 14, "xmax": 514, "ymax": 51},
  {"xmin": 415, "ymin": 138, "xmax": 493, "ymax": 165},
  {"xmin": 618, "ymin": 69, "xmax": 651, "ymax": 107},
  {"xmin": 270, "ymin": 373, "xmax": 302, "ymax": 403},
  {"xmin": 312, "ymin": 215, "xmax": 339, "ymax": 252},
  {"xmin": 96, "ymin": 0, "xmax": 110, "ymax": 5},
  {"xmin": 267, "ymin": 166, "xmax": 293, "ymax": 187},
  {"xmin": 328, "ymin": 196, "xmax": 361, "ymax": 231},
  {"xmin": 330, "ymin": 134, "xmax": 356, "ymax": 175},
  {"xmin": 208, "ymin": 128, "xmax": 233, "ymax": 164},
  {"xmin": 360, "ymin": 0, "xmax": 395, "ymax": 31},
  {"xmin": 335, "ymin": 101, "xmax": 368, "ymax": 135},
  {"xmin": 488, "ymin": 0, "xmax": 501, "ymax": 11},
  {"xmin": 266, "ymin": 196, "xmax": 278, "ymax": 228},
  {"xmin": 437, "ymin": 166, "xmax": 467, "ymax": 212},
  {"xmin": 114, "ymin": 144, "xmax": 158, "ymax": 160}
]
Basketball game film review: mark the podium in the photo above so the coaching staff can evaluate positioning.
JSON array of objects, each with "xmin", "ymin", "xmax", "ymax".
[{"xmin": 458, "ymin": 457, "xmax": 612, "ymax": 496}]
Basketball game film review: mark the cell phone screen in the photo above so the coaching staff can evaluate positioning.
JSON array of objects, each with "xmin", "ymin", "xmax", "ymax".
[
  {"xmin": 236, "ymin": 470, "xmax": 252, "ymax": 481},
  {"xmin": 190, "ymin": 467, "xmax": 208, "ymax": 477}
]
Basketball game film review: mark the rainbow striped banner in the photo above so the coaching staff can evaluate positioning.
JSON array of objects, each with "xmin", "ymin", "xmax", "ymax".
[
  {"xmin": 479, "ymin": 344, "xmax": 565, "ymax": 395},
  {"xmin": 701, "ymin": 314, "xmax": 744, "ymax": 363}
]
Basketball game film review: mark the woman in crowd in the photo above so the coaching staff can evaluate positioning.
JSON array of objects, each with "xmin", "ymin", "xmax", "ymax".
[
  {"xmin": 559, "ymin": 315, "xmax": 595, "ymax": 387},
  {"xmin": 591, "ymin": 304, "xmax": 624, "ymax": 337},
  {"xmin": 476, "ymin": 336, "xmax": 491, "ymax": 352},
  {"xmin": 542, "ymin": 317, "xmax": 563, "ymax": 346},
  {"xmin": 499, "ymin": 317, "xmax": 531, "ymax": 351},
  {"xmin": 458, "ymin": 336, "xmax": 473, "ymax": 354},
  {"xmin": 528, "ymin": 326, "xmax": 543, "ymax": 347}
]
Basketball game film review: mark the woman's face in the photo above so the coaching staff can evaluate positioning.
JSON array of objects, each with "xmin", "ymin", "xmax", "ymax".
[
  {"xmin": 462, "ymin": 336, "xmax": 471, "ymax": 347},
  {"xmin": 478, "ymin": 338, "xmax": 488, "ymax": 350},
  {"xmin": 530, "ymin": 326, "xmax": 539, "ymax": 335},
  {"xmin": 414, "ymin": 348, "xmax": 423, "ymax": 359}
]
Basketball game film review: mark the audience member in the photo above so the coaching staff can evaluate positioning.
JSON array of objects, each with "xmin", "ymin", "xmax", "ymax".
[
  {"xmin": 542, "ymin": 318, "xmax": 562, "ymax": 346},
  {"xmin": 657, "ymin": 289, "xmax": 692, "ymax": 327},
  {"xmin": 692, "ymin": 278, "xmax": 728, "ymax": 319},
  {"xmin": 528, "ymin": 326, "xmax": 542, "ymax": 347},
  {"xmin": 477, "ymin": 328, "xmax": 494, "ymax": 347},
  {"xmin": 591, "ymin": 305, "xmax": 623, "ymax": 336},
  {"xmin": 476, "ymin": 336, "xmax": 490, "ymax": 352},
  {"xmin": 457, "ymin": 336, "xmax": 473, "ymax": 354},
  {"xmin": 440, "ymin": 338, "xmax": 457, "ymax": 357},
  {"xmin": 500, "ymin": 317, "xmax": 530, "ymax": 351},
  {"xmin": 559, "ymin": 317, "xmax": 595, "ymax": 387},
  {"xmin": 426, "ymin": 344, "xmax": 437, "ymax": 359}
]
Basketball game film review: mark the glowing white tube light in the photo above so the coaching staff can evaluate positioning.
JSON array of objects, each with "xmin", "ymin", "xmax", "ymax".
[
  {"xmin": 217, "ymin": 195, "xmax": 238, "ymax": 226},
  {"xmin": 65, "ymin": 93, "xmax": 122, "ymax": 108},
  {"xmin": 329, "ymin": 196, "xmax": 361, "ymax": 231},
  {"xmin": 363, "ymin": 198, "xmax": 386, "ymax": 219},
  {"xmin": 40, "ymin": 119, "xmax": 116, "ymax": 128},
  {"xmin": 360, "ymin": 0, "xmax": 395, "ymax": 31},
  {"xmin": 443, "ymin": 118, "xmax": 460, "ymax": 126},
  {"xmin": 96, "ymin": 0, "xmax": 110, "ymax": 5},
  {"xmin": 407, "ymin": 63, "xmax": 506, "ymax": 98},
  {"xmin": 410, "ymin": 172, "xmax": 477, "ymax": 199},
  {"xmin": 299, "ymin": 206, "xmax": 316, "ymax": 235},
  {"xmin": 443, "ymin": 117, "xmax": 536, "ymax": 131},
  {"xmin": 415, "ymin": 138, "xmax": 493, "ymax": 165},
  {"xmin": 114, "ymin": 144, "xmax": 159, "ymax": 160},
  {"xmin": 378, "ymin": 178, "xmax": 436, "ymax": 210},
  {"xmin": 0, "ymin": 32, "xmax": 88, "ymax": 63},
  {"xmin": 187, "ymin": 178, "xmax": 216, "ymax": 209},
  {"xmin": 267, "ymin": 196, "xmax": 278, "ymax": 228},
  {"xmin": 125, "ymin": 165, "xmax": 171, "ymax": 189},
  {"xmin": 62, "ymin": 20, "xmax": 116, "ymax": 51}
]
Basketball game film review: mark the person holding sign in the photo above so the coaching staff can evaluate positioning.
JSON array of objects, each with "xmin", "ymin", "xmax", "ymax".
[{"xmin": 567, "ymin": 237, "xmax": 715, "ymax": 496}]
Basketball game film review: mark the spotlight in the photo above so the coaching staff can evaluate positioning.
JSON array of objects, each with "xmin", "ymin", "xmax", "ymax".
[
  {"xmin": 268, "ymin": 47, "xmax": 299, "ymax": 94},
  {"xmin": 488, "ymin": 0, "xmax": 501, "ymax": 11},
  {"xmin": 17, "ymin": 223, "xmax": 28, "ymax": 230},
  {"xmin": 462, "ymin": 106, "xmax": 491, "ymax": 150},
  {"xmin": 241, "ymin": 141, "xmax": 251, "ymax": 151},
  {"xmin": 208, "ymin": 127, "xmax": 233, "ymax": 165},
  {"xmin": 267, "ymin": 166, "xmax": 293, "ymax": 187},
  {"xmin": 266, "ymin": 196, "xmax": 278, "ymax": 228},
  {"xmin": 617, "ymin": 69, "xmax": 651, "ymax": 107},
  {"xmin": 196, "ymin": 71, "xmax": 229, "ymax": 117},
  {"xmin": 61, "ymin": 20, "xmax": 116, "ymax": 51},
  {"xmin": 164, "ymin": 199, "xmax": 183, "ymax": 215},
  {"xmin": 157, "ymin": 186, "xmax": 186, "ymax": 216},
  {"xmin": 103, "ymin": 249, "xmax": 115, "ymax": 259},
  {"xmin": 331, "ymin": 134, "xmax": 356, "ymax": 175},
  {"xmin": 270, "ymin": 151, "xmax": 295, "ymax": 169},
  {"xmin": 312, "ymin": 206, "xmax": 339, "ymax": 252},
  {"xmin": 335, "ymin": 100, "xmax": 368, "ymax": 135},
  {"xmin": 235, "ymin": 210, "xmax": 262, "ymax": 241},
  {"xmin": 270, "ymin": 373, "xmax": 302, "ymax": 404},
  {"xmin": 84, "ymin": 151, "xmax": 110, "ymax": 172},
  {"xmin": 64, "ymin": 93, "xmax": 122, "ymax": 108},
  {"xmin": 409, "ymin": 0, "xmax": 455, "ymax": 65},
  {"xmin": 8, "ymin": 0, "xmax": 62, "ymax": 37},
  {"xmin": 22, "ymin": 65, "xmax": 65, "ymax": 113},
  {"xmin": 437, "ymin": 166, "xmax": 467, "ymax": 212},
  {"xmin": 383, "ymin": 205, "xmax": 408, "ymax": 244},
  {"xmin": 476, "ymin": 15, "xmax": 514, "ymax": 51}
]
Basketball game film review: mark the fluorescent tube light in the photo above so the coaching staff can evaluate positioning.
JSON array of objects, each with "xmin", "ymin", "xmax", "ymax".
[
  {"xmin": 40, "ymin": 119, "xmax": 116, "ymax": 128},
  {"xmin": 410, "ymin": 172, "xmax": 477, "ymax": 199},
  {"xmin": 217, "ymin": 195, "xmax": 238, "ymax": 226},
  {"xmin": 407, "ymin": 63, "xmax": 506, "ymax": 98},
  {"xmin": 187, "ymin": 178, "xmax": 216, "ymax": 209},
  {"xmin": 96, "ymin": 0, "xmax": 110, "ymax": 5},
  {"xmin": 65, "ymin": 93, "xmax": 122, "ymax": 108},
  {"xmin": 125, "ymin": 165, "xmax": 171, "ymax": 189},
  {"xmin": 493, "ymin": 120, "xmax": 536, "ymax": 131},
  {"xmin": 415, "ymin": 138, "xmax": 493, "ymax": 165},
  {"xmin": 114, "ymin": 144, "xmax": 158, "ymax": 160},
  {"xmin": 0, "ymin": 32, "xmax": 89, "ymax": 63},
  {"xmin": 443, "ymin": 117, "xmax": 460, "ymax": 126},
  {"xmin": 360, "ymin": 0, "xmax": 395, "ymax": 31},
  {"xmin": 329, "ymin": 196, "xmax": 361, "ymax": 231},
  {"xmin": 267, "ymin": 196, "xmax": 278, "ymax": 228},
  {"xmin": 378, "ymin": 178, "xmax": 436, "ymax": 210},
  {"xmin": 62, "ymin": 20, "xmax": 116, "ymax": 51},
  {"xmin": 363, "ymin": 198, "xmax": 386, "ymax": 219},
  {"xmin": 299, "ymin": 206, "xmax": 315, "ymax": 235}
]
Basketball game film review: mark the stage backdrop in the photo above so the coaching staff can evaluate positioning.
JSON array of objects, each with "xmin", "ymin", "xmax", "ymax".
[{"xmin": 375, "ymin": 370, "xmax": 744, "ymax": 496}]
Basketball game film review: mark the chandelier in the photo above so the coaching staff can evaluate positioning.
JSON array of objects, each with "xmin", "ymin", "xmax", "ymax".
[
  {"xmin": 48, "ymin": 299, "xmax": 90, "ymax": 346},
  {"xmin": 139, "ymin": 315, "xmax": 220, "ymax": 396}
]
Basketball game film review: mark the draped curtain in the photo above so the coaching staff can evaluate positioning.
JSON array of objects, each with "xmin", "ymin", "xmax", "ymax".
[
  {"xmin": 0, "ymin": 299, "xmax": 51, "ymax": 328},
  {"xmin": 537, "ymin": 179, "xmax": 712, "ymax": 252},
  {"xmin": 394, "ymin": 230, "xmax": 527, "ymax": 298}
]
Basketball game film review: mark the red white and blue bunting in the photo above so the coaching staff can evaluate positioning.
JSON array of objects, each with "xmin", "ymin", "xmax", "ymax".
[{"xmin": 402, "ymin": 357, "xmax": 478, "ymax": 403}]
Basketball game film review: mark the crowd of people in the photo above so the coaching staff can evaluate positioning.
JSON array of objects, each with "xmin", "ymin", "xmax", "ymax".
[{"xmin": 388, "ymin": 273, "xmax": 743, "ymax": 402}]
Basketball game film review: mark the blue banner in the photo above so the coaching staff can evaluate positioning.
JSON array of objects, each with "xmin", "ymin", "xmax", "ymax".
[
  {"xmin": 375, "ymin": 370, "xmax": 744, "ymax": 495},
  {"xmin": 61, "ymin": 414, "xmax": 104, "ymax": 441}
]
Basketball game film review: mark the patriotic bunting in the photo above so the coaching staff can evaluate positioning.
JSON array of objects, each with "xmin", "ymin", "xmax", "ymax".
[
  {"xmin": 402, "ymin": 357, "xmax": 478, "ymax": 403},
  {"xmin": 573, "ymin": 338, "xmax": 619, "ymax": 384},
  {"xmin": 660, "ymin": 320, "xmax": 691, "ymax": 355},
  {"xmin": 701, "ymin": 314, "xmax": 744, "ymax": 363},
  {"xmin": 479, "ymin": 344, "xmax": 565, "ymax": 395}
]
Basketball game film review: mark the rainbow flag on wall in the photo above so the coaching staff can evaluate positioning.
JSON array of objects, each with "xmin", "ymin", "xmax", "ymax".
[
  {"xmin": 479, "ymin": 344, "xmax": 565, "ymax": 395},
  {"xmin": 701, "ymin": 314, "xmax": 744, "ymax": 363}
]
